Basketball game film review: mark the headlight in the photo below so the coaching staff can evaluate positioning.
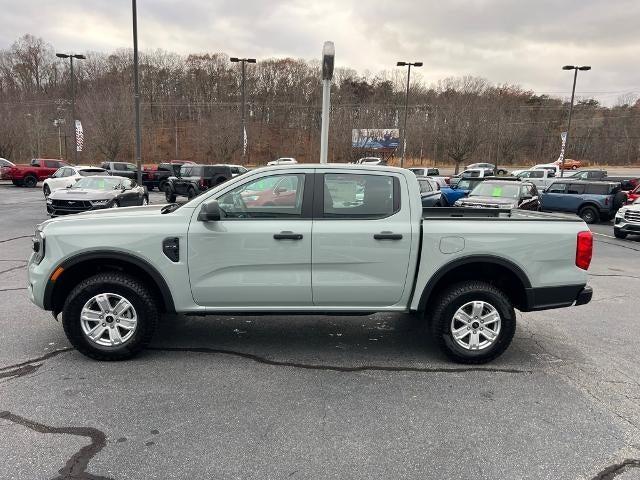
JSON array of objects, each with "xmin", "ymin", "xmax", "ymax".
[
  {"xmin": 90, "ymin": 199, "xmax": 111, "ymax": 206},
  {"xmin": 32, "ymin": 228, "xmax": 45, "ymax": 265},
  {"xmin": 616, "ymin": 207, "xmax": 627, "ymax": 217},
  {"xmin": 453, "ymin": 200, "xmax": 463, "ymax": 206},
  {"xmin": 46, "ymin": 198, "xmax": 52, "ymax": 204}
]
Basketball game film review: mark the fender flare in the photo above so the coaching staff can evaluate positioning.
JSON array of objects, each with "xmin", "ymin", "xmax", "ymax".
[
  {"xmin": 43, "ymin": 250, "xmax": 176, "ymax": 313},
  {"xmin": 416, "ymin": 254, "xmax": 532, "ymax": 311}
]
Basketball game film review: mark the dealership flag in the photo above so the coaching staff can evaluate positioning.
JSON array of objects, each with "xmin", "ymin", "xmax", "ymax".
[
  {"xmin": 557, "ymin": 131, "xmax": 567, "ymax": 162},
  {"xmin": 75, "ymin": 120, "xmax": 84, "ymax": 152},
  {"xmin": 243, "ymin": 125, "xmax": 247, "ymax": 156}
]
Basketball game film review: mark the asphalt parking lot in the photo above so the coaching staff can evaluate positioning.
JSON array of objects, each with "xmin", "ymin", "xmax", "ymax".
[{"xmin": 1, "ymin": 182, "xmax": 639, "ymax": 480}]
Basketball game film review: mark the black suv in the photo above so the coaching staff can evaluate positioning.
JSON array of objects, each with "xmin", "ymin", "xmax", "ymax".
[{"xmin": 164, "ymin": 164, "xmax": 233, "ymax": 201}]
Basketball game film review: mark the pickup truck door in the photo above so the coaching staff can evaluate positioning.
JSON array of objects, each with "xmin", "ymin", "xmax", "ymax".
[
  {"xmin": 188, "ymin": 170, "xmax": 314, "ymax": 307},
  {"xmin": 311, "ymin": 171, "xmax": 412, "ymax": 307}
]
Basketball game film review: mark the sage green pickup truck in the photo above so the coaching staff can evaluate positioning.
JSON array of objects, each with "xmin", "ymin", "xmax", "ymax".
[{"xmin": 28, "ymin": 164, "xmax": 593, "ymax": 363}]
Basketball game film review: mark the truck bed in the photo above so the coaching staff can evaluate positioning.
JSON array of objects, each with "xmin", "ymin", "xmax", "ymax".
[{"xmin": 422, "ymin": 207, "xmax": 583, "ymax": 222}]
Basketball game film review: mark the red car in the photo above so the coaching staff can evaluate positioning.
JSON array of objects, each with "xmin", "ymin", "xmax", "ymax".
[
  {"xmin": 627, "ymin": 184, "xmax": 640, "ymax": 204},
  {"xmin": 7, "ymin": 158, "xmax": 70, "ymax": 187},
  {"xmin": 242, "ymin": 176, "xmax": 299, "ymax": 207}
]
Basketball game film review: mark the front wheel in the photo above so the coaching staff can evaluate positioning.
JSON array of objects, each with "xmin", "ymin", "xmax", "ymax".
[
  {"xmin": 61, "ymin": 273, "xmax": 159, "ymax": 361},
  {"xmin": 430, "ymin": 281, "xmax": 516, "ymax": 364},
  {"xmin": 572, "ymin": 165, "xmax": 578, "ymax": 170},
  {"xmin": 165, "ymin": 186, "xmax": 176, "ymax": 203}
]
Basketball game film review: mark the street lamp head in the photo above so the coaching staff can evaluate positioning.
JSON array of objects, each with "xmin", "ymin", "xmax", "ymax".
[
  {"xmin": 321, "ymin": 41, "xmax": 335, "ymax": 81},
  {"xmin": 578, "ymin": 66, "xmax": 591, "ymax": 71},
  {"xmin": 397, "ymin": 61, "xmax": 407, "ymax": 66},
  {"xmin": 230, "ymin": 57, "xmax": 240, "ymax": 62},
  {"xmin": 413, "ymin": 62, "xmax": 424, "ymax": 67},
  {"xmin": 562, "ymin": 65, "xmax": 576, "ymax": 70},
  {"xmin": 73, "ymin": 54, "xmax": 86, "ymax": 60},
  {"xmin": 56, "ymin": 53, "xmax": 70, "ymax": 59},
  {"xmin": 246, "ymin": 58, "xmax": 257, "ymax": 63}
]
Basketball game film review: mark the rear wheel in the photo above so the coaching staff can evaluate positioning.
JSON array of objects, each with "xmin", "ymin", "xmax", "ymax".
[
  {"xmin": 187, "ymin": 187, "xmax": 197, "ymax": 200},
  {"xmin": 165, "ymin": 186, "xmax": 176, "ymax": 203},
  {"xmin": 579, "ymin": 206, "xmax": 599, "ymax": 224},
  {"xmin": 614, "ymin": 228, "xmax": 627, "ymax": 239},
  {"xmin": 23, "ymin": 175, "xmax": 37, "ymax": 188},
  {"xmin": 430, "ymin": 281, "xmax": 516, "ymax": 364},
  {"xmin": 43, "ymin": 184, "xmax": 50, "ymax": 197},
  {"xmin": 111, "ymin": 200, "xmax": 120, "ymax": 208},
  {"xmin": 61, "ymin": 272, "xmax": 158, "ymax": 360},
  {"xmin": 572, "ymin": 165, "xmax": 578, "ymax": 170},
  {"xmin": 142, "ymin": 196, "xmax": 148, "ymax": 206},
  {"xmin": 158, "ymin": 181, "xmax": 168, "ymax": 193}
]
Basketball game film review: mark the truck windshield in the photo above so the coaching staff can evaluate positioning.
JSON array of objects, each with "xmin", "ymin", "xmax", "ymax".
[{"xmin": 470, "ymin": 183, "xmax": 520, "ymax": 199}]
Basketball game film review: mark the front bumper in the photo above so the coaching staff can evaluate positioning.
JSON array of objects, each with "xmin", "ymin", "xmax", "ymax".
[
  {"xmin": 614, "ymin": 215, "xmax": 640, "ymax": 234},
  {"xmin": 523, "ymin": 284, "xmax": 592, "ymax": 311},
  {"xmin": 47, "ymin": 202, "xmax": 111, "ymax": 216}
]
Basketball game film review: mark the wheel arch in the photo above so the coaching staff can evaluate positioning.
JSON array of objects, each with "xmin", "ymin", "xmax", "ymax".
[
  {"xmin": 44, "ymin": 251, "xmax": 176, "ymax": 316},
  {"xmin": 416, "ymin": 255, "xmax": 532, "ymax": 313}
]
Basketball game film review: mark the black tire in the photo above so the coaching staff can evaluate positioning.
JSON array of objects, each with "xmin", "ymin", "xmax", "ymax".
[
  {"xmin": 12, "ymin": 180, "xmax": 21, "ymax": 186},
  {"xmin": 572, "ymin": 165, "xmax": 578, "ymax": 170},
  {"xmin": 61, "ymin": 272, "xmax": 159, "ymax": 361},
  {"xmin": 579, "ymin": 206, "xmax": 599, "ymax": 224},
  {"xmin": 43, "ymin": 184, "xmax": 50, "ymax": 197},
  {"xmin": 165, "ymin": 186, "xmax": 176, "ymax": 203},
  {"xmin": 215, "ymin": 176, "xmax": 227, "ymax": 186},
  {"xmin": 23, "ymin": 175, "xmax": 37, "ymax": 188},
  {"xmin": 158, "ymin": 181, "xmax": 168, "ymax": 193},
  {"xmin": 497, "ymin": 169, "xmax": 507, "ymax": 175},
  {"xmin": 430, "ymin": 281, "xmax": 516, "ymax": 364},
  {"xmin": 614, "ymin": 228, "xmax": 628, "ymax": 239},
  {"xmin": 111, "ymin": 200, "xmax": 120, "ymax": 208},
  {"xmin": 187, "ymin": 187, "xmax": 197, "ymax": 200}
]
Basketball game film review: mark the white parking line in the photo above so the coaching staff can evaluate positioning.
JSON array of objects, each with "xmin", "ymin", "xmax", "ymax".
[{"xmin": 592, "ymin": 232, "xmax": 616, "ymax": 239}]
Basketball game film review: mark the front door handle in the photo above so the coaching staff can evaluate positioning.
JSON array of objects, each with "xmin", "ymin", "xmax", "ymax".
[
  {"xmin": 274, "ymin": 231, "xmax": 303, "ymax": 240},
  {"xmin": 374, "ymin": 231, "xmax": 403, "ymax": 240}
]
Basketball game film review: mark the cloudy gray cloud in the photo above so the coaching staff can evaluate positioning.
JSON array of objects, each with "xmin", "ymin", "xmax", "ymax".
[{"xmin": 1, "ymin": 0, "xmax": 638, "ymax": 104}]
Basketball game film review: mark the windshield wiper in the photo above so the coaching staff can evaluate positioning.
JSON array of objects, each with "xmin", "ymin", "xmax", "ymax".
[{"xmin": 161, "ymin": 203, "xmax": 180, "ymax": 214}]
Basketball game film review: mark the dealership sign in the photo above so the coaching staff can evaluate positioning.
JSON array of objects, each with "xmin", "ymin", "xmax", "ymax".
[{"xmin": 352, "ymin": 129, "xmax": 400, "ymax": 150}]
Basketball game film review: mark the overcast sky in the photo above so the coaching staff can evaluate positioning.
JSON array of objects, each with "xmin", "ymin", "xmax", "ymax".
[{"xmin": 2, "ymin": 0, "xmax": 638, "ymax": 105}]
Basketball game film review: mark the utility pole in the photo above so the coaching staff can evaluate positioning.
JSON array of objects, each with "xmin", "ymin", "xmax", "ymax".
[
  {"xmin": 396, "ymin": 61, "xmax": 422, "ymax": 168},
  {"xmin": 56, "ymin": 52, "xmax": 86, "ymax": 163},
  {"xmin": 132, "ymin": 0, "xmax": 143, "ymax": 185},
  {"xmin": 320, "ymin": 41, "xmax": 335, "ymax": 164},
  {"xmin": 561, "ymin": 65, "xmax": 591, "ymax": 177},
  {"xmin": 230, "ymin": 57, "xmax": 256, "ymax": 164}
]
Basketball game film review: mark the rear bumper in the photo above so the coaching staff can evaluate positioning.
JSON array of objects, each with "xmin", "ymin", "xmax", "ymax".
[{"xmin": 522, "ymin": 284, "xmax": 592, "ymax": 311}]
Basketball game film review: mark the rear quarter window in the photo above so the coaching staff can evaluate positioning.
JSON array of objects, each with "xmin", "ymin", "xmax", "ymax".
[{"xmin": 585, "ymin": 184, "xmax": 610, "ymax": 195}]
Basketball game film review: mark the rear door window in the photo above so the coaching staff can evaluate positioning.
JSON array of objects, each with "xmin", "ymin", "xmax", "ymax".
[
  {"xmin": 322, "ymin": 173, "xmax": 399, "ymax": 219},
  {"xmin": 529, "ymin": 170, "xmax": 544, "ymax": 178},
  {"xmin": 567, "ymin": 184, "xmax": 585, "ymax": 194},
  {"xmin": 547, "ymin": 183, "xmax": 566, "ymax": 194}
]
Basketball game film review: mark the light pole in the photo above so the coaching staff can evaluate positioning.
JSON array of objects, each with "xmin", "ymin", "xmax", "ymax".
[
  {"xmin": 561, "ymin": 65, "xmax": 591, "ymax": 177},
  {"xmin": 132, "ymin": 0, "xmax": 143, "ymax": 185},
  {"xmin": 397, "ymin": 61, "xmax": 422, "ymax": 168},
  {"xmin": 53, "ymin": 118, "xmax": 65, "ymax": 159},
  {"xmin": 320, "ymin": 41, "xmax": 335, "ymax": 164},
  {"xmin": 230, "ymin": 57, "xmax": 256, "ymax": 164},
  {"xmin": 56, "ymin": 52, "xmax": 86, "ymax": 163}
]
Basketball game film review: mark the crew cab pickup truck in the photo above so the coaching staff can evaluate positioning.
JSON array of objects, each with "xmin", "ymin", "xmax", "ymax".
[
  {"xmin": 516, "ymin": 169, "xmax": 556, "ymax": 190},
  {"xmin": 8, "ymin": 158, "xmax": 70, "ymax": 187},
  {"xmin": 27, "ymin": 165, "xmax": 593, "ymax": 364}
]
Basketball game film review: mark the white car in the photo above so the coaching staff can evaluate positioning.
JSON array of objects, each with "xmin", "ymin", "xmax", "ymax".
[
  {"xmin": 43, "ymin": 165, "xmax": 109, "ymax": 197},
  {"xmin": 0, "ymin": 157, "xmax": 15, "ymax": 180},
  {"xmin": 221, "ymin": 164, "xmax": 249, "ymax": 177},
  {"xmin": 267, "ymin": 157, "xmax": 297, "ymax": 166},
  {"xmin": 533, "ymin": 163, "xmax": 561, "ymax": 175}
]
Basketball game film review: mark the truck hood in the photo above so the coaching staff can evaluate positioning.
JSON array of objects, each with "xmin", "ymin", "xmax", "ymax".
[{"xmin": 40, "ymin": 204, "xmax": 168, "ymax": 229}]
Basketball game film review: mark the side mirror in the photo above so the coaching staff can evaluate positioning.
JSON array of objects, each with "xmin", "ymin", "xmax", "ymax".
[
  {"xmin": 66, "ymin": 184, "xmax": 72, "ymax": 189},
  {"xmin": 198, "ymin": 200, "xmax": 221, "ymax": 222}
]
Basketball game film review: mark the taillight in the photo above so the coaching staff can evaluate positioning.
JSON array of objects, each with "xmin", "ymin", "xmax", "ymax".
[
  {"xmin": 604, "ymin": 197, "xmax": 609, "ymax": 205},
  {"xmin": 199, "ymin": 178, "xmax": 206, "ymax": 189},
  {"xmin": 576, "ymin": 231, "xmax": 593, "ymax": 270}
]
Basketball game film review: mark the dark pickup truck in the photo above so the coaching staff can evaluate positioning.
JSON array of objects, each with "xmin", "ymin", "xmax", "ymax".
[
  {"xmin": 100, "ymin": 162, "xmax": 139, "ymax": 179},
  {"xmin": 568, "ymin": 169, "xmax": 638, "ymax": 191},
  {"xmin": 142, "ymin": 163, "xmax": 181, "ymax": 191},
  {"xmin": 164, "ymin": 164, "xmax": 233, "ymax": 201}
]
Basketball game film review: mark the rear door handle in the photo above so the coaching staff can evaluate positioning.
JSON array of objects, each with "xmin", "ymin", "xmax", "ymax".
[
  {"xmin": 374, "ymin": 231, "xmax": 403, "ymax": 240},
  {"xmin": 274, "ymin": 231, "xmax": 303, "ymax": 240}
]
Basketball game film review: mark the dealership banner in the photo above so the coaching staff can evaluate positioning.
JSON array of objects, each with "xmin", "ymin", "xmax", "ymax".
[
  {"xmin": 75, "ymin": 120, "xmax": 84, "ymax": 152},
  {"xmin": 557, "ymin": 131, "xmax": 567, "ymax": 162},
  {"xmin": 352, "ymin": 129, "xmax": 400, "ymax": 150}
]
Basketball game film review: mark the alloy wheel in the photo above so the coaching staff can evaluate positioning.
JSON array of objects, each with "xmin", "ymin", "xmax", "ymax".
[
  {"xmin": 450, "ymin": 300, "xmax": 501, "ymax": 351},
  {"xmin": 80, "ymin": 293, "xmax": 138, "ymax": 347}
]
